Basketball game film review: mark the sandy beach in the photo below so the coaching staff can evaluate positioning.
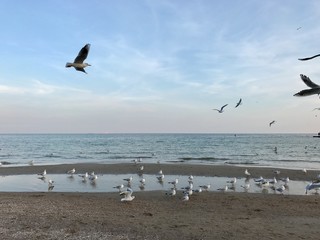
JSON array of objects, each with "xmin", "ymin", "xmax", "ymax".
[{"xmin": 1, "ymin": 163, "xmax": 320, "ymax": 239}]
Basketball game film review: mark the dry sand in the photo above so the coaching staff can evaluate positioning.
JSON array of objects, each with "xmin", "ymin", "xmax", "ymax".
[{"xmin": 0, "ymin": 163, "xmax": 320, "ymax": 239}]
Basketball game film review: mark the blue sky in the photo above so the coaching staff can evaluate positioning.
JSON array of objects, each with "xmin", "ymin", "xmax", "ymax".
[{"xmin": 1, "ymin": 0, "xmax": 320, "ymax": 133}]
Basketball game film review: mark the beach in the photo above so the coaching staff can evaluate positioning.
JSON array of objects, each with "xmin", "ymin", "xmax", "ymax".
[{"xmin": 1, "ymin": 163, "xmax": 320, "ymax": 239}]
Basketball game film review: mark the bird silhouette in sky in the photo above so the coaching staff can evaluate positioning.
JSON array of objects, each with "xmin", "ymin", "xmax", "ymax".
[
  {"xmin": 269, "ymin": 120, "xmax": 276, "ymax": 127},
  {"xmin": 298, "ymin": 54, "xmax": 320, "ymax": 61},
  {"xmin": 66, "ymin": 44, "xmax": 91, "ymax": 73},
  {"xmin": 213, "ymin": 104, "xmax": 228, "ymax": 113},
  {"xmin": 294, "ymin": 74, "xmax": 320, "ymax": 97},
  {"xmin": 235, "ymin": 98, "xmax": 242, "ymax": 108}
]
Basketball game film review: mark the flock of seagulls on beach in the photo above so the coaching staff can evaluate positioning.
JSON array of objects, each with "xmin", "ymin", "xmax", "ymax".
[{"xmin": 30, "ymin": 158, "xmax": 320, "ymax": 203}]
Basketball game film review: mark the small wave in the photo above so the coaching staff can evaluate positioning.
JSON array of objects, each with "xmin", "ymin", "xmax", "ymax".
[
  {"xmin": 224, "ymin": 161, "xmax": 258, "ymax": 165},
  {"xmin": 95, "ymin": 151, "xmax": 110, "ymax": 155},
  {"xmin": 0, "ymin": 161, "xmax": 12, "ymax": 165},
  {"xmin": 109, "ymin": 155, "xmax": 153, "ymax": 160},
  {"xmin": 228, "ymin": 154, "xmax": 259, "ymax": 157},
  {"xmin": 179, "ymin": 157, "xmax": 230, "ymax": 161}
]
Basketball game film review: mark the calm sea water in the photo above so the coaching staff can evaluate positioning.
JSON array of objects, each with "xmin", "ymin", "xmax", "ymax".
[{"xmin": 0, "ymin": 133, "xmax": 319, "ymax": 170}]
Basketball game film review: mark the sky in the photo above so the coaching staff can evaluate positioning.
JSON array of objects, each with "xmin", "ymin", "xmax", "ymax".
[{"xmin": 1, "ymin": 0, "xmax": 320, "ymax": 134}]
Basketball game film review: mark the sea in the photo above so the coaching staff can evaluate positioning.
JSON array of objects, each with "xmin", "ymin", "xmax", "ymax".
[
  {"xmin": 0, "ymin": 133, "xmax": 319, "ymax": 170},
  {"xmin": 0, "ymin": 133, "xmax": 319, "ymax": 194}
]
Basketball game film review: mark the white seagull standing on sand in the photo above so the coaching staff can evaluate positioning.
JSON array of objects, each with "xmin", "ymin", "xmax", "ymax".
[
  {"xmin": 120, "ymin": 188, "xmax": 135, "ymax": 202},
  {"xmin": 213, "ymin": 104, "xmax": 228, "ymax": 113},
  {"xmin": 66, "ymin": 44, "xmax": 91, "ymax": 73},
  {"xmin": 294, "ymin": 74, "xmax": 320, "ymax": 97}
]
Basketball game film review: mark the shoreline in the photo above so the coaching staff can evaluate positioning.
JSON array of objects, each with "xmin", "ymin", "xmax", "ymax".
[{"xmin": 0, "ymin": 162, "xmax": 316, "ymax": 181}]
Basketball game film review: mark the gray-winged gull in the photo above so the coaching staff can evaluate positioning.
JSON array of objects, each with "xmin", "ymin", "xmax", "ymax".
[
  {"xmin": 294, "ymin": 74, "xmax": 320, "ymax": 97},
  {"xmin": 212, "ymin": 104, "xmax": 228, "ymax": 113},
  {"xmin": 66, "ymin": 44, "xmax": 91, "ymax": 73}
]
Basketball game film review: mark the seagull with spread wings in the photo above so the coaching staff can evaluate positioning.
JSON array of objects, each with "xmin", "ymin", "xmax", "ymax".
[
  {"xmin": 213, "ymin": 104, "xmax": 228, "ymax": 113},
  {"xmin": 66, "ymin": 44, "xmax": 91, "ymax": 73},
  {"xmin": 294, "ymin": 74, "xmax": 320, "ymax": 97}
]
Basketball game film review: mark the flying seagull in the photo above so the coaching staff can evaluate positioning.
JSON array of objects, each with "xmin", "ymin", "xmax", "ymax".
[
  {"xmin": 66, "ymin": 44, "xmax": 91, "ymax": 73},
  {"xmin": 294, "ymin": 74, "xmax": 320, "ymax": 97},
  {"xmin": 298, "ymin": 54, "xmax": 320, "ymax": 61},
  {"xmin": 235, "ymin": 98, "xmax": 242, "ymax": 108},
  {"xmin": 213, "ymin": 104, "xmax": 228, "ymax": 113},
  {"xmin": 269, "ymin": 120, "xmax": 276, "ymax": 127}
]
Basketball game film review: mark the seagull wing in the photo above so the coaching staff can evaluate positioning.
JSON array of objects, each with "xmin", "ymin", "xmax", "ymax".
[
  {"xmin": 298, "ymin": 54, "xmax": 320, "ymax": 61},
  {"xmin": 74, "ymin": 44, "xmax": 90, "ymax": 63},
  {"xmin": 221, "ymin": 104, "xmax": 228, "ymax": 111},
  {"xmin": 235, "ymin": 98, "xmax": 242, "ymax": 108},
  {"xmin": 300, "ymin": 74, "xmax": 320, "ymax": 88},
  {"xmin": 294, "ymin": 88, "xmax": 320, "ymax": 97}
]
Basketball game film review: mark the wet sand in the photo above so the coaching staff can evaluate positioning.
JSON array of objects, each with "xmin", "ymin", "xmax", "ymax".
[
  {"xmin": 0, "ymin": 163, "xmax": 316, "ymax": 181},
  {"xmin": 0, "ymin": 163, "xmax": 320, "ymax": 239}
]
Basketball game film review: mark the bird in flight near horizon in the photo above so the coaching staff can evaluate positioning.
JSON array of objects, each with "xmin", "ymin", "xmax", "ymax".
[
  {"xmin": 294, "ymin": 74, "xmax": 320, "ymax": 97},
  {"xmin": 66, "ymin": 44, "xmax": 91, "ymax": 73},
  {"xmin": 269, "ymin": 120, "xmax": 276, "ymax": 127},
  {"xmin": 298, "ymin": 54, "xmax": 320, "ymax": 61},
  {"xmin": 213, "ymin": 104, "xmax": 228, "ymax": 113},
  {"xmin": 235, "ymin": 98, "xmax": 242, "ymax": 108}
]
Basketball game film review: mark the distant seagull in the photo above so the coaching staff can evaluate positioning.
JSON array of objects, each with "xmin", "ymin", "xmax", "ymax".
[
  {"xmin": 305, "ymin": 182, "xmax": 320, "ymax": 194},
  {"xmin": 217, "ymin": 185, "xmax": 228, "ymax": 192},
  {"xmin": 199, "ymin": 184, "xmax": 211, "ymax": 191},
  {"xmin": 120, "ymin": 188, "xmax": 135, "ymax": 202},
  {"xmin": 156, "ymin": 174, "xmax": 164, "ymax": 182},
  {"xmin": 298, "ymin": 54, "xmax": 320, "ymax": 61},
  {"xmin": 66, "ymin": 44, "xmax": 91, "ymax": 73},
  {"xmin": 113, "ymin": 184, "xmax": 124, "ymax": 192},
  {"xmin": 182, "ymin": 193, "xmax": 189, "ymax": 201},
  {"xmin": 241, "ymin": 183, "xmax": 250, "ymax": 191},
  {"xmin": 235, "ymin": 98, "xmax": 242, "ymax": 108},
  {"xmin": 244, "ymin": 169, "xmax": 251, "ymax": 177},
  {"xmin": 166, "ymin": 188, "xmax": 176, "ymax": 196},
  {"xmin": 48, "ymin": 179, "xmax": 55, "ymax": 191},
  {"xmin": 67, "ymin": 168, "xmax": 76, "ymax": 176},
  {"xmin": 227, "ymin": 177, "xmax": 237, "ymax": 185},
  {"xmin": 313, "ymin": 108, "xmax": 320, "ymax": 111},
  {"xmin": 168, "ymin": 178, "xmax": 179, "ymax": 186},
  {"xmin": 213, "ymin": 104, "xmax": 228, "ymax": 113},
  {"xmin": 123, "ymin": 176, "xmax": 133, "ymax": 183},
  {"xmin": 269, "ymin": 120, "xmax": 276, "ymax": 127},
  {"xmin": 276, "ymin": 185, "xmax": 286, "ymax": 194},
  {"xmin": 294, "ymin": 74, "xmax": 320, "ymax": 97},
  {"xmin": 38, "ymin": 169, "xmax": 47, "ymax": 177},
  {"xmin": 296, "ymin": 26, "xmax": 302, "ymax": 30},
  {"xmin": 78, "ymin": 172, "xmax": 88, "ymax": 181}
]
